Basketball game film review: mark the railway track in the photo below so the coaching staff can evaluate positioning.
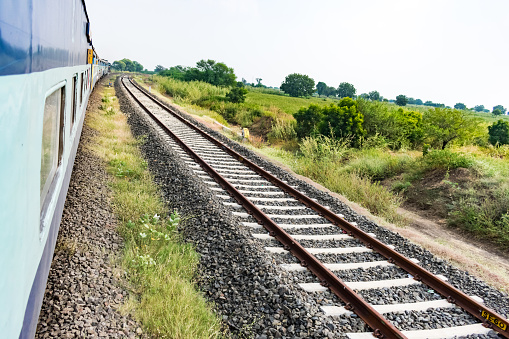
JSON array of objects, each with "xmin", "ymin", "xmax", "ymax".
[{"xmin": 121, "ymin": 75, "xmax": 508, "ymax": 339}]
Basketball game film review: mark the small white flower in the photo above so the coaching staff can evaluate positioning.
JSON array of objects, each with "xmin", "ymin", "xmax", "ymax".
[
  {"xmin": 153, "ymin": 214, "xmax": 160, "ymax": 220},
  {"xmin": 139, "ymin": 232, "xmax": 147, "ymax": 238}
]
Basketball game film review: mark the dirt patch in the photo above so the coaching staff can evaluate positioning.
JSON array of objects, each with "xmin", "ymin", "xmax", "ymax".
[
  {"xmin": 400, "ymin": 167, "xmax": 475, "ymax": 219},
  {"xmin": 249, "ymin": 116, "xmax": 273, "ymax": 138}
]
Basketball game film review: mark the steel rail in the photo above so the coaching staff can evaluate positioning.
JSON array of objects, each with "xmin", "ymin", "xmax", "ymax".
[
  {"xmin": 122, "ymin": 76, "xmax": 406, "ymax": 338},
  {"xmin": 125, "ymin": 77, "xmax": 509, "ymax": 338}
]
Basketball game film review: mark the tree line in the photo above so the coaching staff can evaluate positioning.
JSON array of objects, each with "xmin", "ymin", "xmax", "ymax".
[
  {"xmin": 153, "ymin": 60, "xmax": 508, "ymax": 146},
  {"xmin": 111, "ymin": 58, "xmax": 145, "ymax": 72},
  {"xmin": 154, "ymin": 60, "xmax": 506, "ymax": 116},
  {"xmin": 294, "ymin": 98, "xmax": 509, "ymax": 149}
]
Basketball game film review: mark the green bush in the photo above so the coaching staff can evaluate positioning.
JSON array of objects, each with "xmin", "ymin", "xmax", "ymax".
[
  {"xmin": 488, "ymin": 119, "xmax": 509, "ymax": 146},
  {"xmin": 294, "ymin": 104, "xmax": 323, "ymax": 138},
  {"xmin": 418, "ymin": 149, "xmax": 475, "ymax": 171},
  {"xmin": 319, "ymin": 98, "xmax": 365, "ymax": 144},
  {"xmin": 226, "ymin": 86, "xmax": 248, "ymax": 103},
  {"xmin": 422, "ymin": 107, "xmax": 481, "ymax": 149},
  {"xmin": 357, "ymin": 99, "xmax": 423, "ymax": 149}
]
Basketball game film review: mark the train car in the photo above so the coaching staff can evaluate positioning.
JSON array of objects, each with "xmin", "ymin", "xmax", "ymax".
[{"xmin": 0, "ymin": 1, "xmax": 108, "ymax": 338}]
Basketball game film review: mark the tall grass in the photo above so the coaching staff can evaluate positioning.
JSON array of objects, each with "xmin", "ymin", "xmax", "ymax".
[
  {"xmin": 448, "ymin": 185, "xmax": 509, "ymax": 250},
  {"xmin": 267, "ymin": 119, "xmax": 297, "ymax": 143},
  {"xmin": 341, "ymin": 149, "xmax": 414, "ymax": 181},
  {"xmin": 153, "ymin": 75, "xmax": 227, "ymax": 103},
  {"xmin": 294, "ymin": 136, "xmax": 405, "ymax": 223},
  {"xmin": 88, "ymin": 78, "xmax": 222, "ymax": 338}
]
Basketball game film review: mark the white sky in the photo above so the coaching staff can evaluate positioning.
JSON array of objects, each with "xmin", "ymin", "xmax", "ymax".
[{"xmin": 86, "ymin": 0, "xmax": 509, "ymax": 111}]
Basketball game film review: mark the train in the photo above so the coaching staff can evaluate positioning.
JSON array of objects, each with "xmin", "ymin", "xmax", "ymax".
[{"xmin": 0, "ymin": 0, "xmax": 109, "ymax": 337}]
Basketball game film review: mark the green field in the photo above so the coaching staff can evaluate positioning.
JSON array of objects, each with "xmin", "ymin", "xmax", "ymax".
[{"xmin": 245, "ymin": 90, "xmax": 338, "ymax": 115}]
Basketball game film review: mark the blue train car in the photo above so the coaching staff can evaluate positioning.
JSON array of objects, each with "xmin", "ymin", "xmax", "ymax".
[{"xmin": 0, "ymin": 1, "xmax": 108, "ymax": 337}]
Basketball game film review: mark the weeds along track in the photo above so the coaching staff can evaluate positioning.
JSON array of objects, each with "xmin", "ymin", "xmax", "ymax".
[{"xmin": 121, "ymin": 76, "xmax": 508, "ymax": 339}]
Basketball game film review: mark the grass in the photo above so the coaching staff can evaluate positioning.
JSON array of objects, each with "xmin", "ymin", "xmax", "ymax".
[
  {"xmin": 144, "ymin": 75, "xmax": 509, "ymax": 252},
  {"xmin": 253, "ymin": 136, "xmax": 406, "ymax": 224},
  {"xmin": 87, "ymin": 76, "xmax": 222, "ymax": 338},
  {"xmin": 153, "ymin": 75, "xmax": 228, "ymax": 103},
  {"xmin": 245, "ymin": 91, "xmax": 337, "ymax": 115}
]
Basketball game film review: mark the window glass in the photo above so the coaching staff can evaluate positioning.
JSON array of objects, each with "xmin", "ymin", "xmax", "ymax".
[
  {"xmin": 71, "ymin": 75, "xmax": 77, "ymax": 129},
  {"xmin": 80, "ymin": 73, "xmax": 84, "ymax": 105},
  {"xmin": 40, "ymin": 87, "xmax": 65, "ymax": 209}
]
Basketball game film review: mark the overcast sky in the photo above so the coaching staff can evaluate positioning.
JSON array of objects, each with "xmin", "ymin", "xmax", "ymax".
[{"xmin": 87, "ymin": 0, "xmax": 508, "ymax": 111}]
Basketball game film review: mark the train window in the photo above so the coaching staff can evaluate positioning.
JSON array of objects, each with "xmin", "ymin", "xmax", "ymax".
[
  {"xmin": 79, "ymin": 72, "xmax": 84, "ymax": 105},
  {"xmin": 40, "ymin": 85, "xmax": 65, "ymax": 211},
  {"xmin": 71, "ymin": 75, "xmax": 77, "ymax": 129}
]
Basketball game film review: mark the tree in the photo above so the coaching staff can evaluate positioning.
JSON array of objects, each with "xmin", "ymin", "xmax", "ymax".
[
  {"xmin": 133, "ymin": 61, "xmax": 143, "ymax": 72},
  {"xmin": 359, "ymin": 93, "xmax": 369, "ymax": 99},
  {"xmin": 122, "ymin": 59, "xmax": 134, "ymax": 71},
  {"xmin": 336, "ymin": 82, "xmax": 356, "ymax": 98},
  {"xmin": 255, "ymin": 78, "xmax": 264, "ymax": 87},
  {"xmin": 280, "ymin": 73, "xmax": 315, "ymax": 97},
  {"xmin": 319, "ymin": 97, "xmax": 365, "ymax": 144},
  {"xmin": 423, "ymin": 108, "xmax": 480, "ymax": 149},
  {"xmin": 316, "ymin": 82, "xmax": 327, "ymax": 96},
  {"xmin": 488, "ymin": 120, "xmax": 509, "ymax": 146},
  {"xmin": 325, "ymin": 86, "xmax": 336, "ymax": 97},
  {"xmin": 226, "ymin": 83, "xmax": 248, "ymax": 103},
  {"xmin": 160, "ymin": 65, "xmax": 187, "ymax": 80},
  {"xmin": 395, "ymin": 109, "xmax": 423, "ymax": 146},
  {"xmin": 407, "ymin": 97, "xmax": 416, "ymax": 105},
  {"xmin": 454, "ymin": 103, "xmax": 466, "ymax": 110},
  {"xmin": 112, "ymin": 60, "xmax": 125, "ymax": 71},
  {"xmin": 185, "ymin": 59, "xmax": 236, "ymax": 87},
  {"xmin": 493, "ymin": 108, "xmax": 503, "ymax": 116},
  {"xmin": 368, "ymin": 90, "xmax": 380, "ymax": 101},
  {"xmin": 294, "ymin": 104, "xmax": 323, "ymax": 138},
  {"xmin": 155, "ymin": 65, "xmax": 167, "ymax": 73},
  {"xmin": 493, "ymin": 105, "xmax": 507, "ymax": 115},
  {"xmin": 395, "ymin": 95, "xmax": 408, "ymax": 106},
  {"xmin": 415, "ymin": 99, "xmax": 423, "ymax": 105},
  {"xmin": 474, "ymin": 105, "xmax": 485, "ymax": 112}
]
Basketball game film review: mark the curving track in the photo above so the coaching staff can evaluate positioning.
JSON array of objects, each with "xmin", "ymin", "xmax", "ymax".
[{"xmin": 121, "ymin": 76, "xmax": 508, "ymax": 339}]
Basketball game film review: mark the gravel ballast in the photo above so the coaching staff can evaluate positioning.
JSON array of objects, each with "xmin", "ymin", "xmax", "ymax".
[
  {"xmin": 122, "ymin": 78, "xmax": 509, "ymax": 338},
  {"xmin": 117, "ymin": 78, "xmax": 371, "ymax": 338},
  {"xmin": 36, "ymin": 78, "xmax": 145, "ymax": 338}
]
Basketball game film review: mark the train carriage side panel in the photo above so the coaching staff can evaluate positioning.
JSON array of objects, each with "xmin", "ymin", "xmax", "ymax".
[{"xmin": 0, "ymin": 0, "xmax": 106, "ymax": 337}]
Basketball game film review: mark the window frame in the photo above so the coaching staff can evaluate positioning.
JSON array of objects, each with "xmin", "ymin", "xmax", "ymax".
[{"xmin": 40, "ymin": 80, "xmax": 66, "ymax": 233}]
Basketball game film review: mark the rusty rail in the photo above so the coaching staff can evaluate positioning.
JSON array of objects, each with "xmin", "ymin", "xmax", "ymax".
[{"xmin": 124, "ymin": 76, "xmax": 509, "ymax": 338}]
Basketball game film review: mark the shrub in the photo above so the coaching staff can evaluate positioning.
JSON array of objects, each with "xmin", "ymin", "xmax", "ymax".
[
  {"xmin": 488, "ymin": 119, "xmax": 509, "ymax": 146},
  {"xmin": 418, "ymin": 149, "xmax": 475, "ymax": 171},
  {"xmin": 226, "ymin": 87, "xmax": 248, "ymax": 103},
  {"xmin": 319, "ymin": 98, "xmax": 365, "ymax": 145},
  {"xmin": 294, "ymin": 104, "xmax": 323, "ymax": 138},
  {"xmin": 422, "ymin": 107, "xmax": 481, "ymax": 149},
  {"xmin": 357, "ymin": 99, "xmax": 412, "ymax": 149}
]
